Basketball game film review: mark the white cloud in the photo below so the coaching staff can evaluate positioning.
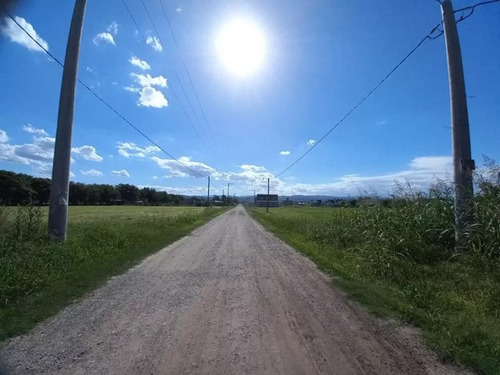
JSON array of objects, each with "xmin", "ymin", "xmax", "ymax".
[
  {"xmin": 71, "ymin": 145, "xmax": 103, "ymax": 161},
  {"xmin": 375, "ymin": 120, "xmax": 387, "ymax": 126},
  {"xmin": 273, "ymin": 156, "xmax": 453, "ymax": 196},
  {"xmin": 0, "ymin": 16, "xmax": 49, "ymax": 53},
  {"xmin": 140, "ymin": 184, "xmax": 208, "ymax": 195},
  {"xmin": 146, "ymin": 35, "xmax": 163, "ymax": 51},
  {"xmin": 138, "ymin": 87, "xmax": 168, "ymax": 108},
  {"xmin": 117, "ymin": 142, "xmax": 160, "ymax": 158},
  {"xmin": 0, "ymin": 135, "xmax": 55, "ymax": 175},
  {"xmin": 136, "ymin": 155, "xmax": 454, "ymax": 197},
  {"xmin": 409, "ymin": 156, "xmax": 451, "ymax": 171},
  {"xmin": 124, "ymin": 86, "xmax": 140, "ymax": 93},
  {"xmin": 127, "ymin": 74, "xmax": 168, "ymax": 108},
  {"xmin": 240, "ymin": 164, "xmax": 266, "ymax": 172},
  {"xmin": 0, "ymin": 129, "xmax": 8, "ymax": 143},
  {"xmin": 151, "ymin": 156, "xmax": 216, "ymax": 178},
  {"xmin": 130, "ymin": 73, "xmax": 167, "ymax": 87},
  {"xmin": 93, "ymin": 32, "xmax": 115, "ymax": 46},
  {"xmin": 307, "ymin": 139, "xmax": 316, "ymax": 146},
  {"xmin": 111, "ymin": 169, "xmax": 130, "ymax": 177},
  {"xmin": 22, "ymin": 124, "xmax": 48, "ymax": 136},
  {"xmin": 129, "ymin": 55, "xmax": 150, "ymax": 70},
  {"xmin": 81, "ymin": 169, "xmax": 103, "ymax": 176},
  {"xmin": 176, "ymin": 8, "xmax": 182, "ymax": 13},
  {"xmin": 107, "ymin": 21, "xmax": 118, "ymax": 35},
  {"xmin": 280, "ymin": 150, "xmax": 290, "ymax": 156},
  {"xmin": 0, "ymin": 126, "xmax": 104, "ymax": 176},
  {"xmin": 15, "ymin": 136, "xmax": 55, "ymax": 163}
]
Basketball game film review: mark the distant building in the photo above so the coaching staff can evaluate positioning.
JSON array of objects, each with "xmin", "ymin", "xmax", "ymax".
[{"xmin": 255, "ymin": 194, "xmax": 279, "ymax": 207}]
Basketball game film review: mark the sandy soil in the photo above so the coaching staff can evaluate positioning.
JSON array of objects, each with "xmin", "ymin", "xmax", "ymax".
[{"xmin": 0, "ymin": 206, "xmax": 471, "ymax": 374}]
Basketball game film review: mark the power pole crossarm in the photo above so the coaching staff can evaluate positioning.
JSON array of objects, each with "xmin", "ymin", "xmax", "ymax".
[
  {"xmin": 48, "ymin": 0, "xmax": 87, "ymax": 241},
  {"xmin": 441, "ymin": 0, "xmax": 475, "ymax": 249}
]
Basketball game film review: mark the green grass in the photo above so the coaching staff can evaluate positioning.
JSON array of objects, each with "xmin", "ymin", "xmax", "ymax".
[
  {"xmin": 248, "ymin": 205, "xmax": 500, "ymax": 375},
  {"xmin": 0, "ymin": 205, "xmax": 227, "ymax": 342}
]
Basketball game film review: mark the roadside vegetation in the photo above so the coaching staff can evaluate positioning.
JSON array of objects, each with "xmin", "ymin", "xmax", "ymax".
[
  {"xmin": 248, "ymin": 164, "xmax": 500, "ymax": 375},
  {"xmin": 0, "ymin": 205, "xmax": 227, "ymax": 342}
]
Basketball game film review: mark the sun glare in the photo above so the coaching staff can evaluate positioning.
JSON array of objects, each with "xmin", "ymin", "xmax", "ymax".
[{"xmin": 215, "ymin": 18, "xmax": 266, "ymax": 77}]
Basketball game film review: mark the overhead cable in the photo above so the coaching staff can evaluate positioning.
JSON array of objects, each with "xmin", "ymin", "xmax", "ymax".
[
  {"xmin": 4, "ymin": 11, "xmax": 206, "ymax": 178},
  {"xmin": 275, "ymin": 0, "xmax": 499, "ymax": 178}
]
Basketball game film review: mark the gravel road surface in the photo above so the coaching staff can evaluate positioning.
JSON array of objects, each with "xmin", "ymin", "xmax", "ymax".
[{"xmin": 0, "ymin": 206, "xmax": 469, "ymax": 375}]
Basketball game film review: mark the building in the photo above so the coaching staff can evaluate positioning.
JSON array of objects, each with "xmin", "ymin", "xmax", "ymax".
[{"xmin": 255, "ymin": 194, "xmax": 279, "ymax": 207}]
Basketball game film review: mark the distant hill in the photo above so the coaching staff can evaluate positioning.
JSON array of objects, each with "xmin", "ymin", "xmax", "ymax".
[{"xmin": 232, "ymin": 195, "xmax": 355, "ymax": 202}]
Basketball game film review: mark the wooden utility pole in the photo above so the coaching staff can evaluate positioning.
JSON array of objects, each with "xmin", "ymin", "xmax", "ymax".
[
  {"xmin": 266, "ymin": 178, "xmax": 270, "ymax": 213},
  {"xmin": 48, "ymin": 0, "xmax": 87, "ymax": 241},
  {"xmin": 441, "ymin": 0, "xmax": 475, "ymax": 249}
]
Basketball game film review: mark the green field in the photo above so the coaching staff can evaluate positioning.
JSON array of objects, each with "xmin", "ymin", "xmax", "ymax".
[
  {"xmin": 0, "ymin": 205, "xmax": 227, "ymax": 341},
  {"xmin": 2, "ymin": 205, "xmax": 208, "ymax": 222},
  {"xmin": 249, "ymin": 205, "xmax": 500, "ymax": 375}
]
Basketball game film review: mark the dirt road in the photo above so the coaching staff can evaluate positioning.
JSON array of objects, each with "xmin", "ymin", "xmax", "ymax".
[{"xmin": 0, "ymin": 206, "xmax": 468, "ymax": 374}]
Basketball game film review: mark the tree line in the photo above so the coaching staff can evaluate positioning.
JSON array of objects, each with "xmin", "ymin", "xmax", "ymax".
[{"xmin": 0, "ymin": 170, "xmax": 206, "ymax": 206}]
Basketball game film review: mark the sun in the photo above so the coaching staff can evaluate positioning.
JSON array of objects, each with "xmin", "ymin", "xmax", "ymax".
[{"xmin": 215, "ymin": 18, "xmax": 266, "ymax": 77}]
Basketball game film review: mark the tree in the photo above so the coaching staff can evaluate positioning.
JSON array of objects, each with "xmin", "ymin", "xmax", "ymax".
[
  {"xmin": 69, "ymin": 182, "xmax": 87, "ymax": 204},
  {"xmin": 31, "ymin": 177, "xmax": 51, "ymax": 204},
  {"xmin": 0, "ymin": 171, "xmax": 34, "ymax": 205},
  {"xmin": 140, "ymin": 187, "xmax": 158, "ymax": 204},
  {"xmin": 98, "ymin": 184, "xmax": 116, "ymax": 204},
  {"xmin": 116, "ymin": 184, "xmax": 139, "ymax": 203}
]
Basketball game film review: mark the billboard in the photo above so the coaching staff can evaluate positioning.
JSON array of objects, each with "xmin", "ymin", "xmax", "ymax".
[{"xmin": 255, "ymin": 194, "xmax": 279, "ymax": 207}]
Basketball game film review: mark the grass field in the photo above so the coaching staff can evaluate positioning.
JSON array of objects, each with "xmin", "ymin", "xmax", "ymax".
[
  {"xmin": 249, "ymin": 205, "xmax": 500, "ymax": 375},
  {"xmin": 0, "ymin": 205, "xmax": 227, "ymax": 341}
]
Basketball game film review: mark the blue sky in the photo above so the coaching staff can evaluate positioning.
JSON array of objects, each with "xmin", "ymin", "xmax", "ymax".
[{"xmin": 0, "ymin": 0, "xmax": 499, "ymax": 197}]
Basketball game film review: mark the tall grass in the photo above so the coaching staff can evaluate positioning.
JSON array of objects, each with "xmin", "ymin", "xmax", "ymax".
[
  {"xmin": 0, "ymin": 206, "xmax": 226, "ymax": 341},
  {"xmin": 249, "ymin": 178, "xmax": 500, "ymax": 374}
]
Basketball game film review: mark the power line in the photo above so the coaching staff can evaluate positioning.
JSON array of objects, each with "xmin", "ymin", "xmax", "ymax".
[
  {"xmin": 455, "ymin": 0, "xmax": 500, "ymax": 13},
  {"xmin": 138, "ymin": 0, "xmax": 213, "ymax": 149},
  {"xmin": 275, "ymin": 23, "xmax": 443, "ymax": 178},
  {"xmin": 121, "ymin": 0, "xmax": 211, "ymax": 153},
  {"xmin": 120, "ymin": 0, "xmax": 147, "ymax": 43},
  {"xmin": 158, "ymin": 0, "xmax": 214, "ymax": 138},
  {"xmin": 454, "ymin": 0, "xmax": 500, "ymax": 23},
  {"xmin": 3, "ymin": 11, "xmax": 206, "ymax": 178},
  {"xmin": 158, "ymin": 0, "xmax": 178, "ymax": 45},
  {"xmin": 275, "ymin": 0, "xmax": 500, "ymax": 178},
  {"xmin": 139, "ymin": 0, "xmax": 164, "ymax": 46}
]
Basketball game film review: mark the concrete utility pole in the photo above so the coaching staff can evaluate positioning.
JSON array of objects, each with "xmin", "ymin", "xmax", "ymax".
[
  {"xmin": 267, "ymin": 177, "xmax": 270, "ymax": 213},
  {"xmin": 48, "ymin": 0, "xmax": 87, "ymax": 241},
  {"xmin": 207, "ymin": 176, "xmax": 210, "ymax": 207},
  {"xmin": 441, "ymin": 0, "xmax": 475, "ymax": 249}
]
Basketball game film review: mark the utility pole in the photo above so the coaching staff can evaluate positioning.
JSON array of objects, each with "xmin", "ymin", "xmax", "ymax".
[
  {"xmin": 227, "ymin": 183, "xmax": 233, "ymax": 205},
  {"xmin": 48, "ymin": 0, "xmax": 87, "ymax": 241},
  {"xmin": 207, "ymin": 176, "xmax": 210, "ymax": 207},
  {"xmin": 253, "ymin": 189, "xmax": 256, "ymax": 208},
  {"xmin": 267, "ymin": 177, "xmax": 270, "ymax": 213},
  {"xmin": 441, "ymin": 0, "xmax": 474, "ymax": 249}
]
